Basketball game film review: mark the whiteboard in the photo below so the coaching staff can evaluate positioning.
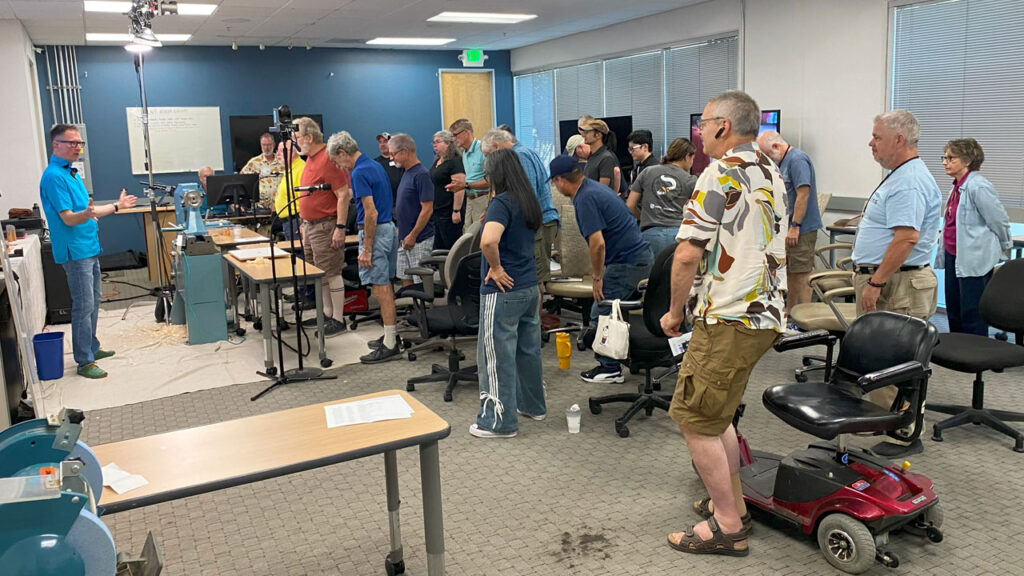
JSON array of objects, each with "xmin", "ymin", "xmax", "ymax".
[{"xmin": 126, "ymin": 106, "xmax": 225, "ymax": 174}]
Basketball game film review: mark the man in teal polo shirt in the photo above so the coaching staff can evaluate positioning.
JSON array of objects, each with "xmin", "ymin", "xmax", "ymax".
[
  {"xmin": 39, "ymin": 124, "xmax": 136, "ymax": 379},
  {"xmin": 446, "ymin": 118, "xmax": 489, "ymax": 228}
]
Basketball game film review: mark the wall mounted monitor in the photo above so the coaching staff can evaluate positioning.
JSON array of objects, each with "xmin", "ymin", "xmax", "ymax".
[
  {"xmin": 228, "ymin": 114, "xmax": 323, "ymax": 172},
  {"xmin": 557, "ymin": 115, "xmax": 634, "ymax": 168}
]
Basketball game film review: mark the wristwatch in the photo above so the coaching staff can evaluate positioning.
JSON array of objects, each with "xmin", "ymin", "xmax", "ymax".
[{"xmin": 336, "ymin": 224, "xmax": 346, "ymax": 230}]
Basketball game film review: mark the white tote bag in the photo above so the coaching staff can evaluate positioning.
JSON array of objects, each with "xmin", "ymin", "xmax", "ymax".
[{"xmin": 592, "ymin": 299, "xmax": 630, "ymax": 360}]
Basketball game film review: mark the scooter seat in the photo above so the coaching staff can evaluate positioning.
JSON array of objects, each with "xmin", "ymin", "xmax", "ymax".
[{"xmin": 763, "ymin": 382, "xmax": 905, "ymax": 440}]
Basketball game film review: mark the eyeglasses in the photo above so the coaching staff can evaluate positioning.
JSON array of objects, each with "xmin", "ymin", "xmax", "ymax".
[
  {"xmin": 698, "ymin": 117, "xmax": 724, "ymax": 128},
  {"xmin": 57, "ymin": 139, "xmax": 85, "ymax": 147},
  {"xmin": 940, "ymin": 155, "xmax": 959, "ymax": 163},
  {"xmin": 628, "ymin": 144, "xmax": 643, "ymax": 151},
  {"xmin": 452, "ymin": 130, "xmax": 465, "ymax": 137},
  {"xmin": 578, "ymin": 128, "xmax": 594, "ymax": 134}
]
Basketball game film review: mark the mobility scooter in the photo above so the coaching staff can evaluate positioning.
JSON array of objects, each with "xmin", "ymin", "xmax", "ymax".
[{"xmin": 736, "ymin": 311, "xmax": 944, "ymax": 574}]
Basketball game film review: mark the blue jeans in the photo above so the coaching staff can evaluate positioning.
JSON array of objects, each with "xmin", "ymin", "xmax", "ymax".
[
  {"xmin": 591, "ymin": 248, "xmax": 655, "ymax": 370},
  {"xmin": 944, "ymin": 250, "xmax": 991, "ymax": 336},
  {"xmin": 62, "ymin": 256, "xmax": 102, "ymax": 367},
  {"xmin": 642, "ymin": 227, "xmax": 678, "ymax": 262},
  {"xmin": 476, "ymin": 288, "xmax": 545, "ymax": 434}
]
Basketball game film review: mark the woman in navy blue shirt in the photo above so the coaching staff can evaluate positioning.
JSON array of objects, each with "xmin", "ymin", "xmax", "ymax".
[{"xmin": 471, "ymin": 148, "xmax": 546, "ymax": 438}]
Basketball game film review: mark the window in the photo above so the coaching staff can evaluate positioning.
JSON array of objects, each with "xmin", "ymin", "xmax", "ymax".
[
  {"xmin": 513, "ymin": 35, "xmax": 738, "ymax": 163},
  {"xmin": 892, "ymin": 0, "xmax": 1024, "ymax": 207}
]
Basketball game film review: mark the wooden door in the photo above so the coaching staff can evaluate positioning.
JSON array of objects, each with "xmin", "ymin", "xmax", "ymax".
[{"xmin": 440, "ymin": 70, "xmax": 494, "ymax": 134}]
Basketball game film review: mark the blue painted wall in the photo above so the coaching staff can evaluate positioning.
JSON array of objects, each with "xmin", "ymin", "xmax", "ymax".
[{"xmin": 37, "ymin": 45, "xmax": 514, "ymax": 254}]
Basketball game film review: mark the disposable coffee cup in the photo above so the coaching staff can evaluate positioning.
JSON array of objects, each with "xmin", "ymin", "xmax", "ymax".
[
  {"xmin": 566, "ymin": 403, "xmax": 581, "ymax": 434},
  {"xmin": 232, "ymin": 225, "xmax": 243, "ymax": 239}
]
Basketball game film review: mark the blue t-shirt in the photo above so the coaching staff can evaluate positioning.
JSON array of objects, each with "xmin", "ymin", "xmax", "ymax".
[
  {"xmin": 512, "ymin": 142, "xmax": 558, "ymax": 225},
  {"xmin": 395, "ymin": 163, "xmax": 435, "ymax": 242},
  {"xmin": 851, "ymin": 157, "xmax": 941, "ymax": 267},
  {"xmin": 778, "ymin": 146, "xmax": 822, "ymax": 234},
  {"xmin": 480, "ymin": 193, "xmax": 538, "ymax": 295},
  {"xmin": 39, "ymin": 155, "xmax": 100, "ymax": 264},
  {"xmin": 351, "ymin": 153, "xmax": 393, "ymax": 225},
  {"xmin": 573, "ymin": 178, "xmax": 649, "ymax": 265}
]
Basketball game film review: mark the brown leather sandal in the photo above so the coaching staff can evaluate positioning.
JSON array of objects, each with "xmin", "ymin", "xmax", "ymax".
[
  {"xmin": 667, "ymin": 517, "xmax": 750, "ymax": 557},
  {"xmin": 692, "ymin": 496, "xmax": 753, "ymax": 536}
]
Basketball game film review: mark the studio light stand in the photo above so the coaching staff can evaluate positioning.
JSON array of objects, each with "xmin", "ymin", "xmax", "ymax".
[
  {"xmin": 133, "ymin": 52, "xmax": 175, "ymax": 323},
  {"xmin": 251, "ymin": 105, "xmax": 334, "ymax": 402}
]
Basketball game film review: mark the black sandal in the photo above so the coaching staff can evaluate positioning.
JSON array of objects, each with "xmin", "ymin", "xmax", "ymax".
[
  {"xmin": 667, "ymin": 517, "xmax": 749, "ymax": 557},
  {"xmin": 692, "ymin": 496, "xmax": 753, "ymax": 536}
]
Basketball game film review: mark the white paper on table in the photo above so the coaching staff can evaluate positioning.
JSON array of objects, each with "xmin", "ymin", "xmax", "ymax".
[
  {"xmin": 101, "ymin": 462, "xmax": 149, "ymax": 495},
  {"xmin": 229, "ymin": 246, "xmax": 284, "ymax": 260},
  {"xmin": 233, "ymin": 235, "xmax": 269, "ymax": 244},
  {"xmin": 324, "ymin": 394, "xmax": 414, "ymax": 428}
]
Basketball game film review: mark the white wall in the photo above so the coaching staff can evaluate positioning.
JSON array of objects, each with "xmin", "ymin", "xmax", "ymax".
[
  {"xmin": 0, "ymin": 20, "xmax": 46, "ymax": 217},
  {"xmin": 511, "ymin": 0, "xmax": 891, "ymax": 200}
]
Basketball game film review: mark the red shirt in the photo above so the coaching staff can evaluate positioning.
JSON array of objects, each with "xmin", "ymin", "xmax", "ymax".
[
  {"xmin": 298, "ymin": 146, "xmax": 351, "ymax": 220},
  {"xmin": 943, "ymin": 171, "xmax": 969, "ymax": 255}
]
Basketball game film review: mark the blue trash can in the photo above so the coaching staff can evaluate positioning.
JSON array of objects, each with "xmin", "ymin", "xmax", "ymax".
[{"xmin": 32, "ymin": 332, "xmax": 65, "ymax": 381}]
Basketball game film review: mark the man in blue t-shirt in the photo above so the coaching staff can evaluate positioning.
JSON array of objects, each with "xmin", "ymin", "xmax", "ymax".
[
  {"xmin": 389, "ymin": 134, "xmax": 435, "ymax": 288},
  {"xmin": 327, "ymin": 131, "xmax": 402, "ymax": 363},
  {"xmin": 756, "ymin": 130, "xmax": 823, "ymax": 313},
  {"xmin": 549, "ymin": 155, "xmax": 654, "ymax": 384},
  {"xmin": 39, "ymin": 124, "xmax": 137, "ymax": 379}
]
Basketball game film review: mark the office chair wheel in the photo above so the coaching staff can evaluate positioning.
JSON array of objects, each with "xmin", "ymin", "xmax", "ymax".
[
  {"xmin": 629, "ymin": 365, "xmax": 639, "ymax": 375},
  {"xmin": 320, "ymin": 358, "xmax": 333, "ymax": 368},
  {"xmin": 254, "ymin": 319, "xmax": 262, "ymax": 331},
  {"xmin": 402, "ymin": 339, "xmax": 412, "ymax": 350},
  {"xmin": 407, "ymin": 383, "xmax": 416, "ymax": 392},
  {"xmin": 795, "ymin": 373, "xmax": 808, "ymax": 383},
  {"xmin": 802, "ymin": 357, "xmax": 815, "ymax": 366},
  {"xmin": 235, "ymin": 327, "xmax": 246, "ymax": 337},
  {"xmin": 349, "ymin": 313, "xmax": 357, "ymax": 324},
  {"xmin": 385, "ymin": 553, "xmax": 405, "ymax": 575},
  {"xmin": 265, "ymin": 367, "xmax": 277, "ymax": 377},
  {"xmin": 615, "ymin": 422, "xmax": 630, "ymax": 438},
  {"xmin": 443, "ymin": 391, "xmax": 453, "ymax": 402},
  {"xmin": 459, "ymin": 352, "xmax": 466, "ymax": 361},
  {"xmin": 407, "ymin": 352, "xmax": 417, "ymax": 361},
  {"xmin": 351, "ymin": 322, "xmax": 359, "ymax": 330},
  {"xmin": 279, "ymin": 320, "xmax": 290, "ymax": 331},
  {"xmin": 542, "ymin": 332, "xmax": 550, "ymax": 343},
  {"xmin": 589, "ymin": 399, "xmax": 602, "ymax": 415}
]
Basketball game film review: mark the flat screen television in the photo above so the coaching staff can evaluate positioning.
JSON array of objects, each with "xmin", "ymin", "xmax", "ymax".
[
  {"xmin": 228, "ymin": 113, "xmax": 323, "ymax": 172},
  {"xmin": 205, "ymin": 173, "xmax": 259, "ymax": 208},
  {"xmin": 557, "ymin": 115, "xmax": 633, "ymax": 167},
  {"xmin": 689, "ymin": 110, "xmax": 782, "ymax": 176}
]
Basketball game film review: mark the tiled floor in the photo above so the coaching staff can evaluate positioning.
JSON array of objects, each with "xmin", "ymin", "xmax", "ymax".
[{"xmin": 80, "ymin": 315, "xmax": 1024, "ymax": 576}]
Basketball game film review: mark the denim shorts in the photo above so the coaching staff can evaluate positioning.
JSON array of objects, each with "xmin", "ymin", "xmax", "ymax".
[{"xmin": 358, "ymin": 221, "xmax": 398, "ymax": 286}]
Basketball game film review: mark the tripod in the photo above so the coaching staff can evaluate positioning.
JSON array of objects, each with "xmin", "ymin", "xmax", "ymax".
[{"xmin": 251, "ymin": 129, "xmax": 334, "ymax": 401}]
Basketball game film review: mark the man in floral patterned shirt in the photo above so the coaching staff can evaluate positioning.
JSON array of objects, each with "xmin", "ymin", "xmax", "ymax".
[
  {"xmin": 661, "ymin": 90, "xmax": 787, "ymax": 558},
  {"xmin": 241, "ymin": 132, "xmax": 284, "ymax": 207}
]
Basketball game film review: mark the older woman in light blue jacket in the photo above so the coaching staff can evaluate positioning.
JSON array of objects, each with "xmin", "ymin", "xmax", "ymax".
[{"xmin": 934, "ymin": 138, "xmax": 1011, "ymax": 335}]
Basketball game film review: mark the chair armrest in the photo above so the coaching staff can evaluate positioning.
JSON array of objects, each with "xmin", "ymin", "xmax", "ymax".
[
  {"xmin": 596, "ymin": 299, "xmax": 643, "ymax": 311},
  {"xmin": 821, "ymin": 286, "xmax": 856, "ymax": 303},
  {"xmin": 400, "ymin": 268, "xmax": 436, "ymax": 303},
  {"xmin": 430, "ymin": 249, "xmax": 450, "ymax": 257},
  {"xmin": 857, "ymin": 361, "xmax": 930, "ymax": 394},
  {"xmin": 774, "ymin": 329, "xmax": 835, "ymax": 352},
  {"xmin": 836, "ymin": 256, "xmax": 853, "ymax": 270},
  {"xmin": 809, "ymin": 270, "xmax": 853, "ymax": 283},
  {"xmin": 814, "ymin": 242, "xmax": 853, "ymax": 257}
]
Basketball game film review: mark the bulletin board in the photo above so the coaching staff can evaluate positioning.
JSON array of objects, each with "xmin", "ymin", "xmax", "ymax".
[{"xmin": 126, "ymin": 106, "xmax": 225, "ymax": 174}]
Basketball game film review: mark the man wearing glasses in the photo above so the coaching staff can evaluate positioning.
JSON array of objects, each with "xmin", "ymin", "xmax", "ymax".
[
  {"xmin": 446, "ymin": 119, "xmax": 489, "ymax": 229},
  {"xmin": 39, "ymin": 124, "xmax": 137, "ymax": 379},
  {"xmin": 627, "ymin": 129, "xmax": 658, "ymax": 185}
]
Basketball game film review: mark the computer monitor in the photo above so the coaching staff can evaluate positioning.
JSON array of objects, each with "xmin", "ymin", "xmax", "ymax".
[
  {"xmin": 228, "ymin": 113, "xmax": 324, "ymax": 172},
  {"xmin": 205, "ymin": 173, "xmax": 259, "ymax": 209},
  {"xmin": 759, "ymin": 109, "xmax": 781, "ymax": 134}
]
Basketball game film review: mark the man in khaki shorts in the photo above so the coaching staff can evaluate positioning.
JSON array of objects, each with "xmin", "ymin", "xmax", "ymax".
[
  {"xmin": 661, "ymin": 91, "xmax": 787, "ymax": 557},
  {"xmin": 756, "ymin": 130, "xmax": 822, "ymax": 315}
]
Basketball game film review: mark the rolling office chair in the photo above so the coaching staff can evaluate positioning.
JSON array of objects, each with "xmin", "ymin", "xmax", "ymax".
[
  {"xmin": 588, "ymin": 244, "xmax": 676, "ymax": 438},
  {"xmin": 405, "ymin": 252, "xmax": 481, "ymax": 402},
  {"xmin": 546, "ymin": 203, "xmax": 595, "ymax": 350},
  {"xmin": 929, "ymin": 259, "xmax": 1024, "ymax": 452}
]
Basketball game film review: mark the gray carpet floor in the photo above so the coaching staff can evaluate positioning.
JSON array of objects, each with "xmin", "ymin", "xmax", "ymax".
[{"xmin": 80, "ymin": 319, "xmax": 1024, "ymax": 576}]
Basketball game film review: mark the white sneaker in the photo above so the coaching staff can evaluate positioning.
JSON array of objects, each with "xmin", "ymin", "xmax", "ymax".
[
  {"xmin": 469, "ymin": 424, "xmax": 517, "ymax": 438},
  {"xmin": 517, "ymin": 410, "xmax": 546, "ymax": 421}
]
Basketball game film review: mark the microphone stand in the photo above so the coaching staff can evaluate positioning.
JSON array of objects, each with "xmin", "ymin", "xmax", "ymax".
[
  {"xmin": 134, "ymin": 51, "xmax": 174, "ymax": 324},
  {"xmin": 251, "ymin": 136, "xmax": 334, "ymax": 401}
]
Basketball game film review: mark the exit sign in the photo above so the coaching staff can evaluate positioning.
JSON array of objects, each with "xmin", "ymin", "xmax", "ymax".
[{"xmin": 460, "ymin": 49, "xmax": 487, "ymax": 67}]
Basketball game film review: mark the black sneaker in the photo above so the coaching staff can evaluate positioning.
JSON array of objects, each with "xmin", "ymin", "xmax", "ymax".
[
  {"xmin": 317, "ymin": 318, "xmax": 346, "ymax": 338},
  {"xmin": 368, "ymin": 334, "xmax": 402, "ymax": 350},
  {"xmin": 360, "ymin": 341, "xmax": 402, "ymax": 363},
  {"xmin": 580, "ymin": 365, "xmax": 624, "ymax": 384},
  {"xmin": 301, "ymin": 317, "xmax": 319, "ymax": 327}
]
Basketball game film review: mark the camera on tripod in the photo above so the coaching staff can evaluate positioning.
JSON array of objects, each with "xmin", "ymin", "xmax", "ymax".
[{"xmin": 269, "ymin": 105, "xmax": 294, "ymax": 135}]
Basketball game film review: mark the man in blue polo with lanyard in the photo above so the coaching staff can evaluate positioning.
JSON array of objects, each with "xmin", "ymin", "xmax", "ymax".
[
  {"xmin": 326, "ymin": 131, "xmax": 402, "ymax": 363},
  {"xmin": 39, "ymin": 124, "xmax": 137, "ymax": 379},
  {"xmin": 853, "ymin": 109, "xmax": 941, "ymax": 457}
]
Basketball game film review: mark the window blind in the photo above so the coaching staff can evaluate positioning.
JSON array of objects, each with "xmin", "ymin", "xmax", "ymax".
[
  {"xmin": 665, "ymin": 37, "xmax": 739, "ymax": 148},
  {"xmin": 604, "ymin": 51, "xmax": 665, "ymax": 157},
  {"xmin": 514, "ymin": 71, "xmax": 557, "ymax": 164}
]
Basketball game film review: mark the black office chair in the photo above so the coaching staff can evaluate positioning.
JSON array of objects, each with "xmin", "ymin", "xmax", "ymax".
[
  {"xmin": 405, "ymin": 252, "xmax": 481, "ymax": 402},
  {"xmin": 929, "ymin": 259, "xmax": 1024, "ymax": 452},
  {"xmin": 588, "ymin": 244, "xmax": 676, "ymax": 438},
  {"xmin": 766, "ymin": 311, "xmax": 938, "ymax": 447}
]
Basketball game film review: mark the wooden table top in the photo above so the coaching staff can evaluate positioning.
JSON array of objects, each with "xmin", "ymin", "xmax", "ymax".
[
  {"xmin": 208, "ymin": 226, "xmax": 268, "ymax": 247},
  {"xmin": 223, "ymin": 249, "xmax": 325, "ymax": 282},
  {"xmin": 93, "ymin": 390, "xmax": 450, "ymax": 514},
  {"xmin": 117, "ymin": 204, "xmax": 175, "ymax": 214}
]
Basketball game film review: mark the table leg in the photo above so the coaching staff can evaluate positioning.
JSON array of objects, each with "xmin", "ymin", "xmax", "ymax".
[
  {"xmin": 384, "ymin": 450, "xmax": 405, "ymax": 568},
  {"xmin": 314, "ymin": 281, "xmax": 325, "ymax": 358},
  {"xmin": 222, "ymin": 258, "xmax": 237, "ymax": 330},
  {"xmin": 419, "ymin": 440, "xmax": 445, "ymax": 576},
  {"xmin": 259, "ymin": 284, "xmax": 274, "ymax": 372}
]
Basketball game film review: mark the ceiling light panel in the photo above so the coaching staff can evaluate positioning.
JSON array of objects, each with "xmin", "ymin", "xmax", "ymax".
[
  {"xmin": 366, "ymin": 37, "xmax": 455, "ymax": 46},
  {"xmin": 427, "ymin": 12, "xmax": 537, "ymax": 24},
  {"xmin": 84, "ymin": 2, "xmax": 217, "ymax": 16},
  {"xmin": 87, "ymin": 33, "xmax": 192, "ymax": 42}
]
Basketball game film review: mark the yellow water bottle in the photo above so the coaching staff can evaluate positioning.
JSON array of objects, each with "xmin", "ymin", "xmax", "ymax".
[{"xmin": 556, "ymin": 332, "xmax": 572, "ymax": 370}]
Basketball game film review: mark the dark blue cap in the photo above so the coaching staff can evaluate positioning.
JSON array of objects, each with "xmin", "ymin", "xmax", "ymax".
[{"xmin": 548, "ymin": 154, "xmax": 578, "ymax": 181}]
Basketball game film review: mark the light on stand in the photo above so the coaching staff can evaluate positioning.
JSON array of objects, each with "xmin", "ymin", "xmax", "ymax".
[{"xmin": 124, "ymin": 41, "xmax": 152, "ymax": 53}]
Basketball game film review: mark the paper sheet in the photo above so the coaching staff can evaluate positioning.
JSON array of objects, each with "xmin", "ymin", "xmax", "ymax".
[
  {"xmin": 324, "ymin": 394, "xmax": 414, "ymax": 428},
  {"xmin": 102, "ymin": 462, "xmax": 149, "ymax": 495},
  {"xmin": 229, "ymin": 246, "xmax": 284, "ymax": 260}
]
